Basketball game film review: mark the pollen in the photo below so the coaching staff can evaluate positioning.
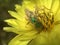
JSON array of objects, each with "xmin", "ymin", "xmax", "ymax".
[{"xmin": 25, "ymin": 6, "xmax": 54, "ymax": 31}]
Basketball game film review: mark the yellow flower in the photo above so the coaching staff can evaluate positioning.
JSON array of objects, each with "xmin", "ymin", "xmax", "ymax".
[{"xmin": 3, "ymin": 0, "xmax": 60, "ymax": 45}]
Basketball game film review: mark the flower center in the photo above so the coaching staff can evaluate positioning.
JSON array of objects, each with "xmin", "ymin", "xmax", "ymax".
[{"xmin": 25, "ymin": 6, "xmax": 54, "ymax": 31}]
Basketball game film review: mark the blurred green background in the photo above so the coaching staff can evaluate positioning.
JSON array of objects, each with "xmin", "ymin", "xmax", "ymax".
[{"xmin": 0, "ymin": 0, "xmax": 23, "ymax": 45}]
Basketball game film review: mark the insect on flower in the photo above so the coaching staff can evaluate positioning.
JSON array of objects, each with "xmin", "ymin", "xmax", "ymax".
[{"xmin": 25, "ymin": 6, "xmax": 54, "ymax": 31}]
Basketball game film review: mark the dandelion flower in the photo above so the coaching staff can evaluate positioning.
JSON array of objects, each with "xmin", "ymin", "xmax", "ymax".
[{"xmin": 3, "ymin": 0, "xmax": 60, "ymax": 45}]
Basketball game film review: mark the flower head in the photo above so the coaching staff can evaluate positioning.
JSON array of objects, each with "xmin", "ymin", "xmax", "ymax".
[{"xmin": 3, "ymin": 0, "xmax": 60, "ymax": 45}]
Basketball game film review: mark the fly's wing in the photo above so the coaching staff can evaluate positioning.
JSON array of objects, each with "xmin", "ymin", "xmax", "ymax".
[
  {"xmin": 25, "ymin": 9, "xmax": 34, "ymax": 24},
  {"xmin": 25, "ymin": 9, "xmax": 34, "ymax": 18}
]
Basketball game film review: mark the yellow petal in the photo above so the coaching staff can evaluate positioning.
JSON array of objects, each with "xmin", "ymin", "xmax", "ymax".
[
  {"xmin": 4, "ymin": 19, "xmax": 19, "ymax": 28},
  {"xmin": 8, "ymin": 35, "xmax": 30, "ymax": 45},
  {"xmin": 4, "ymin": 18, "xmax": 37, "ymax": 34},
  {"xmin": 38, "ymin": 0, "xmax": 52, "ymax": 9},
  {"xmin": 8, "ymin": 30, "xmax": 37, "ymax": 45},
  {"xmin": 3, "ymin": 27, "xmax": 26, "ymax": 34},
  {"xmin": 54, "ymin": 9, "xmax": 60, "ymax": 22},
  {"xmin": 8, "ymin": 11, "xmax": 22, "ymax": 20},
  {"xmin": 51, "ymin": 0, "xmax": 60, "ymax": 13},
  {"xmin": 23, "ymin": 0, "xmax": 52, "ymax": 9},
  {"xmin": 22, "ymin": 0, "xmax": 35, "ymax": 11},
  {"xmin": 15, "ymin": 4, "xmax": 25, "ymax": 18},
  {"xmin": 29, "ymin": 24, "xmax": 60, "ymax": 45}
]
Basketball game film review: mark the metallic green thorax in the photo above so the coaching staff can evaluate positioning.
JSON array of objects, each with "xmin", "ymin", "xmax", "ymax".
[{"xmin": 30, "ymin": 16, "xmax": 44, "ymax": 28}]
